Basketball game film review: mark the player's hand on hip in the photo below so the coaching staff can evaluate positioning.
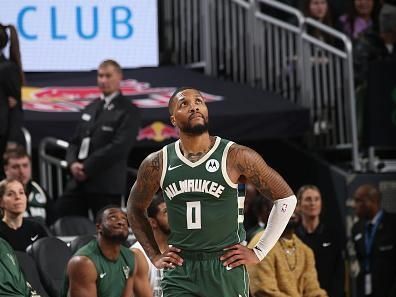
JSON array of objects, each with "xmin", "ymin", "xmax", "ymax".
[
  {"xmin": 152, "ymin": 246, "xmax": 183, "ymax": 269},
  {"xmin": 220, "ymin": 244, "xmax": 260, "ymax": 269}
]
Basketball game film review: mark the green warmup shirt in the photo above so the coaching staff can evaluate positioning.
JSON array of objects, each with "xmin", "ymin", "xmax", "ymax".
[
  {"xmin": 0, "ymin": 238, "xmax": 31, "ymax": 297},
  {"xmin": 161, "ymin": 137, "xmax": 246, "ymax": 252},
  {"xmin": 62, "ymin": 239, "xmax": 135, "ymax": 297}
]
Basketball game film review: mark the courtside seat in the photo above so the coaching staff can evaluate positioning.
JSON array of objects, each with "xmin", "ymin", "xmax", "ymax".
[
  {"xmin": 52, "ymin": 216, "xmax": 96, "ymax": 236},
  {"xmin": 26, "ymin": 237, "xmax": 72, "ymax": 297},
  {"xmin": 69, "ymin": 234, "xmax": 96, "ymax": 254},
  {"xmin": 15, "ymin": 251, "xmax": 49, "ymax": 297}
]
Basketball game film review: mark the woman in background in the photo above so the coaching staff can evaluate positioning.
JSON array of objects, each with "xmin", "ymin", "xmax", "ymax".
[
  {"xmin": 339, "ymin": 0, "xmax": 381, "ymax": 40},
  {"xmin": 0, "ymin": 179, "xmax": 48, "ymax": 251},
  {"xmin": 303, "ymin": 0, "xmax": 337, "ymax": 44},
  {"xmin": 295, "ymin": 184, "xmax": 345, "ymax": 297}
]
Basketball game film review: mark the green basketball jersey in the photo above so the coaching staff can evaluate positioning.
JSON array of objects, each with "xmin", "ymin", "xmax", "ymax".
[
  {"xmin": 0, "ymin": 238, "xmax": 31, "ymax": 297},
  {"xmin": 62, "ymin": 239, "xmax": 135, "ymax": 297},
  {"xmin": 160, "ymin": 137, "xmax": 246, "ymax": 252}
]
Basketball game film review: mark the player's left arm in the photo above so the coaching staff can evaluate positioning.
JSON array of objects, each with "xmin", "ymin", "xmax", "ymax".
[{"xmin": 221, "ymin": 144, "xmax": 297, "ymax": 267}]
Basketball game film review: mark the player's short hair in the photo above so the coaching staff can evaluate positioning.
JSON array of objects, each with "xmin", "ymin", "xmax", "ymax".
[
  {"xmin": 3, "ymin": 146, "xmax": 30, "ymax": 166},
  {"xmin": 147, "ymin": 194, "xmax": 165, "ymax": 218},
  {"xmin": 95, "ymin": 204, "xmax": 124, "ymax": 224},
  {"xmin": 98, "ymin": 59, "xmax": 122, "ymax": 74},
  {"xmin": 168, "ymin": 86, "xmax": 197, "ymax": 115}
]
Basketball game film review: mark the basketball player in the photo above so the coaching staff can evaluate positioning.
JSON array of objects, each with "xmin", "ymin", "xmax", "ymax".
[{"xmin": 127, "ymin": 87, "xmax": 297, "ymax": 297}]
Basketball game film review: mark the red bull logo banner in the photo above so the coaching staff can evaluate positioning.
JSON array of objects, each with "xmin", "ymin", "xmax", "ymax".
[
  {"xmin": 22, "ymin": 79, "xmax": 223, "ymax": 111},
  {"xmin": 138, "ymin": 121, "xmax": 179, "ymax": 142},
  {"xmin": 22, "ymin": 79, "xmax": 223, "ymax": 142}
]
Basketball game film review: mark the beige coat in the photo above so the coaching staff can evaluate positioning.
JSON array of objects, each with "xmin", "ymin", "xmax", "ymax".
[{"xmin": 247, "ymin": 232, "xmax": 328, "ymax": 297}]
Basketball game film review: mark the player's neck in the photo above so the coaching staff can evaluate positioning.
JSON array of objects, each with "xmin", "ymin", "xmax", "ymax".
[
  {"xmin": 302, "ymin": 216, "xmax": 320, "ymax": 233},
  {"xmin": 2, "ymin": 213, "xmax": 23, "ymax": 230},
  {"xmin": 154, "ymin": 231, "xmax": 169, "ymax": 253},
  {"xmin": 98, "ymin": 237, "xmax": 122, "ymax": 261},
  {"xmin": 179, "ymin": 133, "xmax": 214, "ymax": 162}
]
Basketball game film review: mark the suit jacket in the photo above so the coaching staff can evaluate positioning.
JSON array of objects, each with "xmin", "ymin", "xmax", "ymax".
[
  {"xmin": 352, "ymin": 211, "xmax": 396, "ymax": 297},
  {"xmin": 65, "ymin": 93, "xmax": 140, "ymax": 195},
  {"xmin": 0, "ymin": 54, "xmax": 22, "ymax": 137}
]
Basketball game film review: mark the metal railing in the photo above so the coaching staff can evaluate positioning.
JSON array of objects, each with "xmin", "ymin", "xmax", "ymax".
[
  {"xmin": 21, "ymin": 127, "xmax": 32, "ymax": 156},
  {"xmin": 253, "ymin": 0, "xmax": 305, "ymax": 104},
  {"xmin": 161, "ymin": 0, "xmax": 206, "ymax": 68},
  {"xmin": 38, "ymin": 137, "xmax": 139, "ymax": 202},
  {"xmin": 161, "ymin": 0, "xmax": 361, "ymax": 171},
  {"xmin": 38, "ymin": 137, "xmax": 69, "ymax": 199},
  {"xmin": 301, "ymin": 18, "xmax": 360, "ymax": 171}
]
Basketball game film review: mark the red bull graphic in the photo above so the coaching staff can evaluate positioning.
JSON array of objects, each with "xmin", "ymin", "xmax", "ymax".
[
  {"xmin": 138, "ymin": 121, "xmax": 179, "ymax": 142},
  {"xmin": 22, "ymin": 79, "xmax": 223, "ymax": 112}
]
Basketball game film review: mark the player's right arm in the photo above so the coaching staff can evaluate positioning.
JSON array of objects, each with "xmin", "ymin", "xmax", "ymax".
[
  {"xmin": 127, "ymin": 151, "xmax": 182, "ymax": 269},
  {"xmin": 67, "ymin": 256, "xmax": 97, "ymax": 297}
]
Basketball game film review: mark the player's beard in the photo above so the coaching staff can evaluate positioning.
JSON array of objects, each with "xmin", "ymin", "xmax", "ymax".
[
  {"xmin": 180, "ymin": 118, "xmax": 209, "ymax": 135},
  {"xmin": 101, "ymin": 226, "xmax": 129, "ymax": 243},
  {"xmin": 157, "ymin": 221, "xmax": 171, "ymax": 236}
]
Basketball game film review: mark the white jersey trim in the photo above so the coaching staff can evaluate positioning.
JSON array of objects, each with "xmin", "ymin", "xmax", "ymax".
[
  {"xmin": 175, "ymin": 136, "xmax": 221, "ymax": 168},
  {"xmin": 160, "ymin": 147, "xmax": 168, "ymax": 188},
  {"xmin": 221, "ymin": 141, "xmax": 237, "ymax": 189},
  {"xmin": 30, "ymin": 181, "xmax": 47, "ymax": 202}
]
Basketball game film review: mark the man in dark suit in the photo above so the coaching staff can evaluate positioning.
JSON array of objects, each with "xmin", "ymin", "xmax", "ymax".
[
  {"xmin": 56, "ymin": 60, "xmax": 140, "ymax": 218},
  {"xmin": 352, "ymin": 184, "xmax": 396, "ymax": 297},
  {"xmin": 0, "ymin": 24, "xmax": 24, "ymax": 179}
]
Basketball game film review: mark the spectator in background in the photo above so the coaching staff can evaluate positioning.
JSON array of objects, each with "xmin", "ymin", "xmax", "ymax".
[
  {"xmin": 352, "ymin": 184, "xmax": 396, "ymax": 297},
  {"xmin": 0, "ymin": 23, "xmax": 25, "ymax": 179},
  {"xmin": 303, "ymin": 0, "xmax": 336, "ymax": 43},
  {"xmin": 3, "ymin": 146, "xmax": 53, "ymax": 224},
  {"xmin": 377, "ymin": 3, "xmax": 396, "ymax": 55},
  {"xmin": 353, "ymin": 3, "xmax": 396, "ymax": 82},
  {"xmin": 62, "ymin": 206, "xmax": 152, "ymax": 297},
  {"xmin": 248, "ymin": 211, "xmax": 328, "ymax": 297},
  {"xmin": 131, "ymin": 194, "xmax": 169, "ymax": 297},
  {"xmin": 295, "ymin": 185, "xmax": 345, "ymax": 297},
  {"xmin": 0, "ymin": 237, "xmax": 40, "ymax": 297},
  {"xmin": 0, "ymin": 179, "xmax": 48, "ymax": 251},
  {"xmin": 351, "ymin": 3, "xmax": 396, "ymax": 138},
  {"xmin": 56, "ymin": 60, "xmax": 140, "ymax": 219},
  {"xmin": 339, "ymin": 0, "xmax": 381, "ymax": 40},
  {"xmin": 244, "ymin": 194, "xmax": 273, "ymax": 243}
]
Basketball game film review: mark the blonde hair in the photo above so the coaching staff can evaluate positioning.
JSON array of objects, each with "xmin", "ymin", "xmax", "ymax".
[
  {"xmin": 296, "ymin": 184, "xmax": 321, "ymax": 202},
  {"xmin": 0, "ymin": 178, "xmax": 26, "ymax": 208}
]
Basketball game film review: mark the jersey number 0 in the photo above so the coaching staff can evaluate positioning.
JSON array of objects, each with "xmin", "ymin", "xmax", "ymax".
[{"xmin": 186, "ymin": 201, "xmax": 201, "ymax": 229}]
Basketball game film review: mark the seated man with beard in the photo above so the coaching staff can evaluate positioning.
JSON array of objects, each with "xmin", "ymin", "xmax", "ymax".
[
  {"xmin": 247, "ymin": 212, "xmax": 328, "ymax": 297},
  {"xmin": 62, "ymin": 206, "xmax": 152, "ymax": 297}
]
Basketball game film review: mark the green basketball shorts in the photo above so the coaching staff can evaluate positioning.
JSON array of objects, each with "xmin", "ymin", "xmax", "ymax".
[{"xmin": 161, "ymin": 250, "xmax": 249, "ymax": 297}]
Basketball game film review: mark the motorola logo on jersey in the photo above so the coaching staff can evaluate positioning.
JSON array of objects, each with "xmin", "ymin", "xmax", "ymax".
[{"xmin": 205, "ymin": 159, "xmax": 219, "ymax": 173}]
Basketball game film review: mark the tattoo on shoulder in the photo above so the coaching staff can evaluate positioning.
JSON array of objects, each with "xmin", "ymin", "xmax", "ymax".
[
  {"xmin": 140, "ymin": 151, "xmax": 162, "ymax": 180},
  {"xmin": 229, "ymin": 144, "xmax": 275, "ymax": 199}
]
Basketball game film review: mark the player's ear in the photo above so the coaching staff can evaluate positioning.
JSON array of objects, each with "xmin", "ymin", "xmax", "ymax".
[
  {"xmin": 170, "ymin": 115, "xmax": 176, "ymax": 127},
  {"xmin": 96, "ymin": 223, "xmax": 102, "ymax": 234},
  {"xmin": 148, "ymin": 217, "xmax": 157, "ymax": 228}
]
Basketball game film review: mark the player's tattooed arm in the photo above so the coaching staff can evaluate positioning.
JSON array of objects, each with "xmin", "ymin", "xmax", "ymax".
[
  {"xmin": 127, "ymin": 151, "xmax": 162, "ymax": 261},
  {"xmin": 228, "ymin": 144, "xmax": 293, "ymax": 201}
]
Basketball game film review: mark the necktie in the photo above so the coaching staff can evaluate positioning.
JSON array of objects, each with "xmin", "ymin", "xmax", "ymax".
[{"xmin": 366, "ymin": 223, "xmax": 374, "ymax": 239}]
